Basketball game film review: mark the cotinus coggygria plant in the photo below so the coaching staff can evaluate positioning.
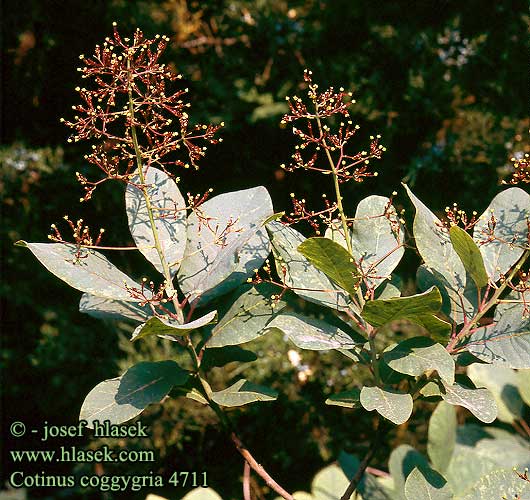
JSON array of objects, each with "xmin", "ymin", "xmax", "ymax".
[{"xmin": 17, "ymin": 26, "xmax": 530, "ymax": 500}]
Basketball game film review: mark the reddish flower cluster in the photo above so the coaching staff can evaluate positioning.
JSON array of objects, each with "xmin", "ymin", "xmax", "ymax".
[
  {"xmin": 506, "ymin": 154, "xmax": 530, "ymax": 185},
  {"xmin": 440, "ymin": 203, "xmax": 478, "ymax": 231},
  {"xmin": 63, "ymin": 24, "xmax": 222, "ymax": 201},
  {"xmin": 48, "ymin": 216, "xmax": 104, "ymax": 246},
  {"xmin": 48, "ymin": 216, "xmax": 105, "ymax": 262},
  {"xmin": 280, "ymin": 69, "xmax": 385, "ymax": 183},
  {"xmin": 284, "ymin": 193, "xmax": 337, "ymax": 233}
]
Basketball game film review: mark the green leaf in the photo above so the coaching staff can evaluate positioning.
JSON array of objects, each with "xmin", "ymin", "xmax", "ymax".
[
  {"xmin": 79, "ymin": 361, "xmax": 188, "ymax": 428},
  {"xmin": 182, "ymin": 377, "xmax": 212, "ymax": 405},
  {"xmin": 362, "ymin": 287, "xmax": 451, "ymax": 342},
  {"xmin": 311, "ymin": 464, "xmax": 351, "ymax": 500},
  {"xmin": 428, "ymin": 402, "xmax": 457, "ymax": 473},
  {"xmin": 178, "ymin": 186, "xmax": 272, "ymax": 304},
  {"xmin": 375, "ymin": 279, "xmax": 402, "ymax": 299},
  {"xmin": 207, "ymin": 284, "xmax": 286, "ymax": 348},
  {"xmin": 360, "ymin": 386, "xmax": 413, "ymax": 425},
  {"xmin": 184, "ymin": 388, "xmax": 208, "ymax": 405},
  {"xmin": 382, "ymin": 337, "xmax": 455, "ymax": 384},
  {"xmin": 472, "ymin": 436, "xmax": 530, "ymax": 470},
  {"xmin": 404, "ymin": 467, "xmax": 453, "ymax": 500},
  {"xmin": 419, "ymin": 381, "xmax": 443, "ymax": 399},
  {"xmin": 211, "ymin": 379, "xmax": 277, "ymax": 407},
  {"xmin": 262, "ymin": 211, "xmax": 285, "ymax": 224},
  {"xmin": 449, "ymin": 225, "xmax": 489, "ymax": 289},
  {"xmin": 201, "ymin": 346, "xmax": 257, "ymax": 371},
  {"xmin": 473, "ymin": 187, "xmax": 530, "ymax": 283},
  {"xmin": 326, "ymin": 195, "xmax": 405, "ymax": 290},
  {"xmin": 182, "ymin": 488, "xmax": 223, "ymax": 500},
  {"xmin": 516, "ymin": 369, "xmax": 530, "ymax": 406},
  {"xmin": 269, "ymin": 312, "xmax": 364, "ymax": 350},
  {"xmin": 445, "ymin": 447, "xmax": 499, "ymax": 496},
  {"xmin": 267, "ymin": 221, "xmax": 354, "ymax": 312},
  {"xmin": 455, "ymin": 469, "xmax": 530, "ymax": 500},
  {"xmin": 467, "ymin": 364, "xmax": 523, "ymax": 423},
  {"xmin": 79, "ymin": 293, "xmax": 150, "ymax": 322},
  {"xmin": 125, "ymin": 167, "xmax": 187, "ymax": 276},
  {"xmin": 406, "ymin": 185, "xmax": 478, "ymax": 324},
  {"xmin": 465, "ymin": 302, "xmax": 530, "ymax": 369},
  {"xmin": 441, "ymin": 381, "xmax": 497, "ymax": 423},
  {"xmin": 338, "ymin": 451, "xmax": 391, "ymax": 500},
  {"xmin": 325, "ymin": 388, "xmax": 361, "ymax": 408},
  {"xmin": 298, "ymin": 237, "xmax": 360, "ymax": 296},
  {"xmin": 19, "ymin": 242, "xmax": 146, "ymax": 301},
  {"xmin": 388, "ymin": 445, "xmax": 431, "ymax": 500},
  {"xmin": 451, "ymin": 426, "xmax": 530, "ymax": 480},
  {"xmin": 416, "ymin": 265, "xmax": 477, "ymax": 328},
  {"xmin": 131, "ymin": 310, "xmax": 217, "ymax": 342}
]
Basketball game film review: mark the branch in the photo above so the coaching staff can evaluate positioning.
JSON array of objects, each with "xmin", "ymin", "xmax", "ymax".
[
  {"xmin": 447, "ymin": 248, "xmax": 530, "ymax": 352},
  {"xmin": 340, "ymin": 417, "xmax": 386, "ymax": 500},
  {"xmin": 231, "ymin": 433, "xmax": 294, "ymax": 500},
  {"xmin": 244, "ymin": 461, "xmax": 252, "ymax": 500}
]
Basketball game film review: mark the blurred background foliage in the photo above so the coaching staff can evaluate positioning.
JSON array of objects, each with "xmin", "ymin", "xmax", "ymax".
[{"xmin": 1, "ymin": 1, "xmax": 529, "ymax": 498}]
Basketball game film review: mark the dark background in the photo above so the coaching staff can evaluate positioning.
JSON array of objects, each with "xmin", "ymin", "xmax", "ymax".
[{"xmin": 1, "ymin": 1, "xmax": 529, "ymax": 498}]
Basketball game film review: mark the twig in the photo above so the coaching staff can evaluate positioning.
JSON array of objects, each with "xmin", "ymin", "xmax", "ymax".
[
  {"xmin": 231, "ymin": 433, "xmax": 294, "ymax": 500},
  {"xmin": 244, "ymin": 461, "xmax": 252, "ymax": 500},
  {"xmin": 518, "ymin": 418, "xmax": 530, "ymax": 438},
  {"xmin": 447, "ymin": 249, "xmax": 530, "ymax": 352},
  {"xmin": 340, "ymin": 418, "xmax": 385, "ymax": 500},
  {"xmin": 365, "ymin": 466, "xmax": 390, "ymax": 478}
]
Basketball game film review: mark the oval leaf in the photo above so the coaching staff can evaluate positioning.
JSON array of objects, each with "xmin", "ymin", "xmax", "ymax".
[
  {"xmin": 326, "ymin": 195, "xmax": 405, "ymax": 290},
  {"xmin": 126, "ymin": 167, "xmax": 187, "ymax": 276},
  {"xmin": 449, "ymin": 225, "xmax": 489, "ymax": 289},
  {"xmin": 182, "ymin": 488, "xmax": 223, "ymax": 500},
  {"xmin": 19, "ymin": 242, "xmax": 145, "ymax": 301},
  {"xmin": 211, "ymin": 379, "xmax": 277, "ymax": 407},
  {"xmin": 473, "ymin": 187, "xmax": 530, "ymax": 283},
  {"xmin": 517, "ymin": 369, "xmax": 530, "ymax": 406},
  {"xmin": 325, "ymin": 388, "xmax": 361, "ymax": 409},
  {"xmin": 405, "ymin": 185, "xmax": 477, "ymax": 324},
  {"xmin": 404, "ymin": 467, "xmax": 453, "ymax": 500},
  {"xmin": 79, "ymin": 361, "xmax": 188, "ymax": 427},
  {"xmin": 441, "ymin": 381, "xmax": 497, "ymax": 423},
  {"xmin": 362, "ymin": 287, "xmax": 451, "ymax": 342},
  {"xmin": 464, "ymin": 301, "xmax": 530, "ymax": 369},
  {"xmin": 201, "ymin": 346, "xmax": 257, "ymax": 371},
  {"xmin": 360, "ymin": 386, "xmax": 413, "ymax": 425},
  {"xmin": 298, "ymin": 237, "xmax": 360, "ymax": 297},
  {"xmin": 269, "ymin": 312, "xmax": 364, "ymax": 350},
  {"xmin": 207, "ymin": 284, "xmax": 286, "ymax": 348},
  {"xmin": 382, "ymin": 337, "xmax": 455, "ymax": 385},
  {"xmin": 388, "ymin": 445, "xmax": 431, "ymax": 499},
  {"xmin": 131, "ymin": 310, "xmax": 217, "ymax": 342},
  {"xmin": 428, "ymin": 402, "xmax": 457, "ymax": 473},
  {"xmin": 467, "ymin": 364, "xmax": 523, "ymax": 423},
  {"xmin": 267, "ymin": 221, "xmax": 354, "ymax": 312},
  {"xmin": 79, "ymin": 293, "xmax": 151, "ymax": 322},
  {"xmin": 456, "ymin": 469, "xmax": 530, "ymax": 500},
  {"xmin": 178, "ymin": 186, "xmax": 272, "ymax": 304}
]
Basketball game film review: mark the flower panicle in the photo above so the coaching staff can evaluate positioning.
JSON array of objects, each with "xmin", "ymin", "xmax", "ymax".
[
  {"xmin": 279, "ymin": 69, "xmax": 385, "ymax": 183},
  {"xmin": 504, "ymin": 153, "xmax": 530, "ymax": 185},
  {"xmin": 48, "ymin": 216, "xmax": 105, "ymax": 248},
  {"xmin": 438, "ymin": 203, "xmax": 478, "ymax": 231},
  {"xmin": 63, "ymin": 25, "xmax": 223, "ymax": 201}
]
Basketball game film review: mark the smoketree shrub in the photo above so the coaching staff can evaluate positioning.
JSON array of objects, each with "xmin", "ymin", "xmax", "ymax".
[{"xmin": 18, "ymin": 26, "xmax": 530, "ymax": 500}]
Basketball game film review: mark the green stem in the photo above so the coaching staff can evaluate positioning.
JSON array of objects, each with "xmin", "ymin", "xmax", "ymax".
[
  {"xmin": 447, "ymin": 248, "xmax": 530, "ymax": 352},
  {"xmin": 314, "ymin": 113, "xmax": 365, "ymax": 308},
  {"xmin": 368, "ymin": 334, "xmax": 381, "ymax": 386},
  {"xmin": 127, "ymin": 59, "xmax": 184, "ymax": 324}
]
